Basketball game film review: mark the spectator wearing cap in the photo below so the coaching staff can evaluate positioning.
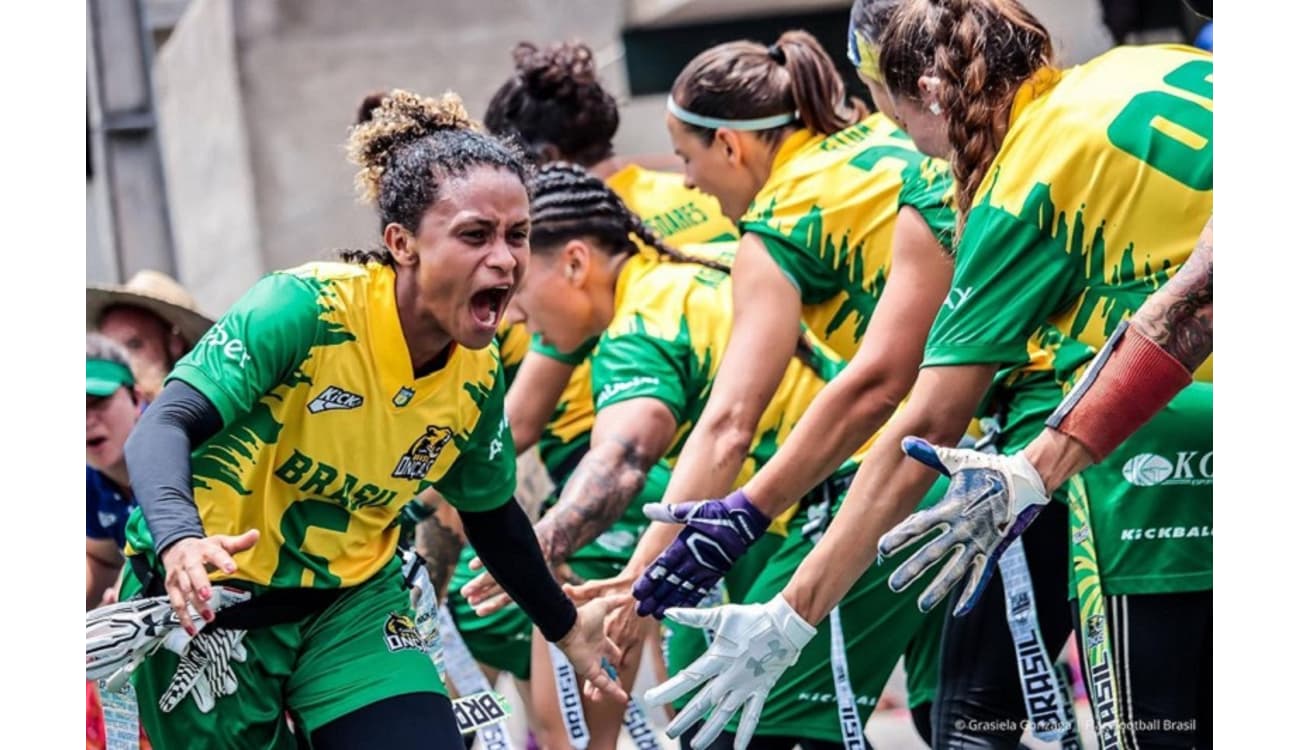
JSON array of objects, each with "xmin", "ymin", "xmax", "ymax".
[
  {"xmin": 86, "ymin": 333, "xmax": 142, "ymax": 609},
  {"xmin": 87, "ymin": 270, "xmax": 215, "ymax": 400}
]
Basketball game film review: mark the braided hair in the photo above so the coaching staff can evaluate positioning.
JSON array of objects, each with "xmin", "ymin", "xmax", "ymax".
[
  {"xmin": 878, "ymin": 0, "xmax": 1052, "ymax": 229},
  {"xmin": 529, "ymin": 163, "xmax": 730, "ymax": 273},
  {"xmin": 341, "ymin": 89, "xmax": 532, "ymax": 266}
]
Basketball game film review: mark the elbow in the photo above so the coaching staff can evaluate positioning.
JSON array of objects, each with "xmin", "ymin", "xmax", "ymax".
[
  {"xmin": 703, "ymin": 406, "xmax": 759, "ymax": 467},
  {"xmin": 841, "ymin": 363, "xmax": 911, "ymax": 426},
  {"xmin": 510, "ymin": 420, "xmax": 542, "ymax": 452},
  {"xmin": 908, "ymin": 403, "xmax": 974, "ymax": 448}
]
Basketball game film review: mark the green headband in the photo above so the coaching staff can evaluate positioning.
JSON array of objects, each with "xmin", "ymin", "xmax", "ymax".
[{"xmin": 87, "ymin": 358, "xmax": 134, "ymax": 397}]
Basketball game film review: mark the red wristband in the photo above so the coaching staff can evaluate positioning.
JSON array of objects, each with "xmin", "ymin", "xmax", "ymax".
[{"xmin": 1053, "ymin": 328, "xmax": 1192, "ymax": 462}]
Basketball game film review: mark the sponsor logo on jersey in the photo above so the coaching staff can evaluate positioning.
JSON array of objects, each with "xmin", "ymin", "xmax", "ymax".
[
  {"xmin": 596, "ymin": 376, "xmax": 660, "ymax": 407},
  {"xmin": 307, "ymin": 385, "xmax": 363, "ymax": 414},
  {"xmin": 943, "ymin": 286, "xmax": 974, "ymax": 311},
  {"xmin": 392, "ymin": 426, "xmax": 454, "ymax": 480},
  {"xmin": 383, "ymin": 612, "xmax": 427, "ymax": 652},
  {"xmin": 488, "ymin": 415, "xmax": 508, "ymax": 461},
  {"xmin": 1119, "ymin": 525, "xmax": 1212, "ymax": 541},
  {"xmin": 195, "ymin": 321, "xmax": 252, "ymax": 368},
  {"xmin": 393, "ymin": 386, "xmax": 415, "ymax": 407},
  {"xmin": 1121, "ymin": 451, "xmax": 1212, "ymax": 486}
]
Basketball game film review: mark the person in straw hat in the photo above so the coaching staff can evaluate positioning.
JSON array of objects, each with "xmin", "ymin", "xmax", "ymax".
[{"xmin": 87, "ymin": 270, "xmax": 215, "ymax": 400}]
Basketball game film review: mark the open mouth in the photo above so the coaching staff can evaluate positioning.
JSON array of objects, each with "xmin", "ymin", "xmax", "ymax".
[
  {"xmin": 469, "ymin": 285, "xmax": 510, "ymax": 329},
  {"xmin": 87, "ymin": 436, "xmax": 108, "ymax": 450}
]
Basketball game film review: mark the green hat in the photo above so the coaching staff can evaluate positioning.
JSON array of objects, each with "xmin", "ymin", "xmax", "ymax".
[{"xmin": 87, "ymin": 358, "xmax": 135, "ymax": 397}]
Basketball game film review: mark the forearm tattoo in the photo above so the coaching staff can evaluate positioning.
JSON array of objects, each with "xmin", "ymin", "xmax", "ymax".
[
  {"xmin": 1132, "ymin": 217, "xmax": 1213, "ymax": 371},
  {"xmin": 415, "ymin": 509, "xmax": 465, "ymax": 602},
  {"xmin": 536, "ymin": 436, "xmax": 649, "ymax": 568}
]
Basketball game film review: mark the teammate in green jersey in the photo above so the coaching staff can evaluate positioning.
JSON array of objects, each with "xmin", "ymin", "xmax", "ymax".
[{"xmin": 115, "ymin": 89, "xmax": 625, "ymax": 748}]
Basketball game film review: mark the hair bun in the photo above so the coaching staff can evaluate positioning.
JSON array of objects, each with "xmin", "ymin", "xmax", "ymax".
[
  {"xmin": 513, "ymin": 40, "xmax": 599, "ymax": 102},
  {"xmin": 346, "ymin": 89, "xmax": 479, "ymax": 204}
]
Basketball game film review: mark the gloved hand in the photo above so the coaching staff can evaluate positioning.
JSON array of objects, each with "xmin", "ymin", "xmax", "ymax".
[
  {"xmin": 86, "ymin": 586, "xmax": 250, "ymax": 693},
  {"xmin": 879, "ymin": 436, "xmax": 1051, "ymax": 615},
  {"xmin": 158, "ymin": 627, "xmax": 250, "ymax": 713},
  {"xmin": 642, "ymin": 595, "xmax": 815, "ymax": 749},
  {"xmin": 632, "ymin": 490, "xmax": 770, "ymax": 619}
]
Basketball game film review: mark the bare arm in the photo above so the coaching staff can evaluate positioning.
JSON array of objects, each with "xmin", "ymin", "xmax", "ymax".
[
  {"xmin": 506, "ymin": 352, "xmax": 575, "ymax": 452},
  {"xmin": 624, "ymin": 233, "xmax": 803, "ymax": 573},
  {"xmin": 535, "ymin": 398, "xmax": 680, "ymax": 567},
  {"xmin": 1025, "ymin": 216, "xmax": 1213, "ymax": 492},
  {"xmin": 86, "ymin": 537, "xmax": 123, "ymax": 610},
  {"xmin": 413, "ymin": 488, "xmax": 467, "ymax": 602},
  {"xmin": 781, "ymin": 364, "xmax": 997, "ymax": 624},
  {"xmin": 745, "ymin": 207, "xmax": 954, "ymax": 516}
]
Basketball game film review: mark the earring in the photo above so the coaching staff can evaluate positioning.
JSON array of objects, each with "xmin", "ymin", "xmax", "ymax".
[{"xmin": 929, "ymin": 101, "xmax": 943, "ymax": 115}]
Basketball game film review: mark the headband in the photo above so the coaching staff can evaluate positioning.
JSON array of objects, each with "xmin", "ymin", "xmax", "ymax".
[{"xmin": 666, "ymin": 95, "xmax": 798, "ymax": 131}]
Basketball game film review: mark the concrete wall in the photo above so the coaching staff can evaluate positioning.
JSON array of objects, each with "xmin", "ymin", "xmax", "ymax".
[
  {"xmin": 153, "ymin": 0, "xmax": 263, "ymax": 313},
  {"xmin": 146, "ymin": 0, "xmax": 1118, "ymax": 310}
]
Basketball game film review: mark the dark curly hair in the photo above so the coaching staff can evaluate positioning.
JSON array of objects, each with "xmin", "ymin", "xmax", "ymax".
[
  {"xmin": 341, "ymin": 89, "xmax": 533, "ymax": 266},
  {"xmin": 484, "ymin": 41, "xmax": 620, "ymax": 167}
]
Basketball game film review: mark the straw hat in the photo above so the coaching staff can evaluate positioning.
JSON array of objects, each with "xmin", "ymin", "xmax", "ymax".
[{"xmin": 86, "ymin": 270, "xmax": 216, "ymax": 347}]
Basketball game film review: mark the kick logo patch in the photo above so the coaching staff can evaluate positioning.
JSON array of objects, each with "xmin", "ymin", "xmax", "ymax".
[
  {"xmin": 307, "ymin": 385, "xmax": 363, "ymax": 414},
  {"xmin": 392, "ymin": 425, "xmax": 453, "ymax": 480}
]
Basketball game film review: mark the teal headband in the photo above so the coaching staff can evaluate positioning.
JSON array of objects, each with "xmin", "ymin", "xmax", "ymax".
[
  {"xmin": 666, "ymin": 95, "xmax": 799, "ymax": 131},
  {"xmin": 87, "ymin": 358, "xmax": 135, "ymax": 397}
]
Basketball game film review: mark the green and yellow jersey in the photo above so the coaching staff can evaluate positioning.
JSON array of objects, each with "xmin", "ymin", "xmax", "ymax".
[
  {"xmin": 923, "ymin": 45, "xmax": 1213, "ymax": 408},
  {"xmin": 148, "ymin": 261, "xmax": 516, "ymax": 589},
  {"xmin": 922, "ymin": 45, "xmax": 1213, "ymax": 596},
  {"xmin": 591, "ymin": 246, "xmax": 847, "ymax": 492},
  {"xmin": 607, "ymin": 163, "xmax": 738, "ymax": 246},
  {"xmin": 739, "ymin": 114, "xmax": 955, "ymax": 360},
  {"xmin": 494, "ymin": 319, "xmax": 531, "ymax": 385}
]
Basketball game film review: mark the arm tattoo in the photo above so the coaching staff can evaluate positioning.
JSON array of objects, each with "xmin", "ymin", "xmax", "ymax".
[
  {"xmin": 1132, "ymin": 217, "xmax": 1213, "ymax": 371},
  {"xmin": 535, "ymin": 435, "xmax": 649, "ymax": 568},
  {"xmin": 415, "ymin": 509, "xmax": 465, "ymax": 602}
]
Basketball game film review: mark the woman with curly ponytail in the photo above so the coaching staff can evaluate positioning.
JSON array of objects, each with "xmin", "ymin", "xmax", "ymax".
[{"xmin": 111, "ymin": 88, "xmax": 629, "ymax": 748}]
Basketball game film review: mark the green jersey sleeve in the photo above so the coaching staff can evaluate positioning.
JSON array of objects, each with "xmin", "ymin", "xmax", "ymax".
[
  {"xmin": 590, "ymin": 331, "xmax": 691, "ymax": 422},
  {"xmin": 923, "ymin": 203, "xmax": 1085, "ymax": 368},
  {"xmin": 898, "ymin": 162, "xmax": 957, "ymax": 252},
  {"xmin": 167, "ymin": 272, "xmax": 320, "ymax": 427},
  {"xmin": 741, "ymin": 227, "xmax": 839, "ymax": 304},
  {"xmin": 529, "ymin": 332, "xmax": 598, "ymax": 366},
  {"xmin": 431, "ymin": 358, "xmax": 517, "ymax": 512}
]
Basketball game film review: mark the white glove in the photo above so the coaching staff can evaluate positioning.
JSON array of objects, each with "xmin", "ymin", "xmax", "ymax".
[
  {"xmin": 86, "ymin": 586, "xmax": 250, "ymax": 693},
  {"xmin": 158, "ymin": 627, "xmax": 249, "ymax": 713},
  {"xmin": 643, "ymin": 595, "xmax": 816, "ymax": 749},
  {"xmin": 880, "ymin": 437, "xmax": 1051, "ymax": 614}
]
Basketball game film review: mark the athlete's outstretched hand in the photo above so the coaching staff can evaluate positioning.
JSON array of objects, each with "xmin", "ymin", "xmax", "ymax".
[
  {"xmin": 879, "ymin": 437, "xmax": 1050, "ymax": 615},
  {"xmin": 564, "ymin": 571, "xmax": 651, "ymax": 672},
  {"xmin": 159, "ymin": 530, "xmax": 259, "ymax": 635},
  {"xmin": 555, "ymin": 595, "xmax": 630, "ymax": 704},
  {"xmin": 633, "ymin": 490, "xmax": 770, "ymax": 618},
  {"xmin": 463, "ymin": 556, "xmax": 582, "ymax": 616},
  {"xmin": 643, "ymin": 596, "xmax": 815, "ymax": 749}
]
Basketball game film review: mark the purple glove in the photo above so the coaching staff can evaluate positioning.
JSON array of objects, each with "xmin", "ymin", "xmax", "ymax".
[{"xmin": 632, "ymin": 489, "xmax": 771, "ymax": 619}]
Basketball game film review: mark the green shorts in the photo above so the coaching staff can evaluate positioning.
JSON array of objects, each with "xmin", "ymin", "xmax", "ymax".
[
  {"xmin": 121, "ymin": 555, "xmax": 442, "ymax": 748},
  {"xmin": 1070, "ymin": 381, "xmax": 1212, "ymax": 596},
  {"xmin": 723, "ymin": 475, "xmax": 950, "ymax": 743},
  {"xmin": 445, "ymin": 545, "xmax": 534, "ymax": 680},
  {"xmin": 662, "ymin": 530, "xmax": 787, "ymax": 711}
]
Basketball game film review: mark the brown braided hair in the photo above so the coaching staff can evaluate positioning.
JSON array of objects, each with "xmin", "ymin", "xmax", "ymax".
[
  {"xmin": 878, "ymin": 0, "xmax": 1053, "ymax": 224},
  {"xmin": 484, "ymin": 41, "xmax": 620, "ymax": 166},
  {"xmin": 340, "ymin": 89, "xmax": 531, "ymax": 267},
  {"xmin": 671, "ymin": 30, "xmax": 862, "ymax": 145},
  {"xmin": 529, "ymin": 163, "xmax": 730, "ymax": 273}
]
